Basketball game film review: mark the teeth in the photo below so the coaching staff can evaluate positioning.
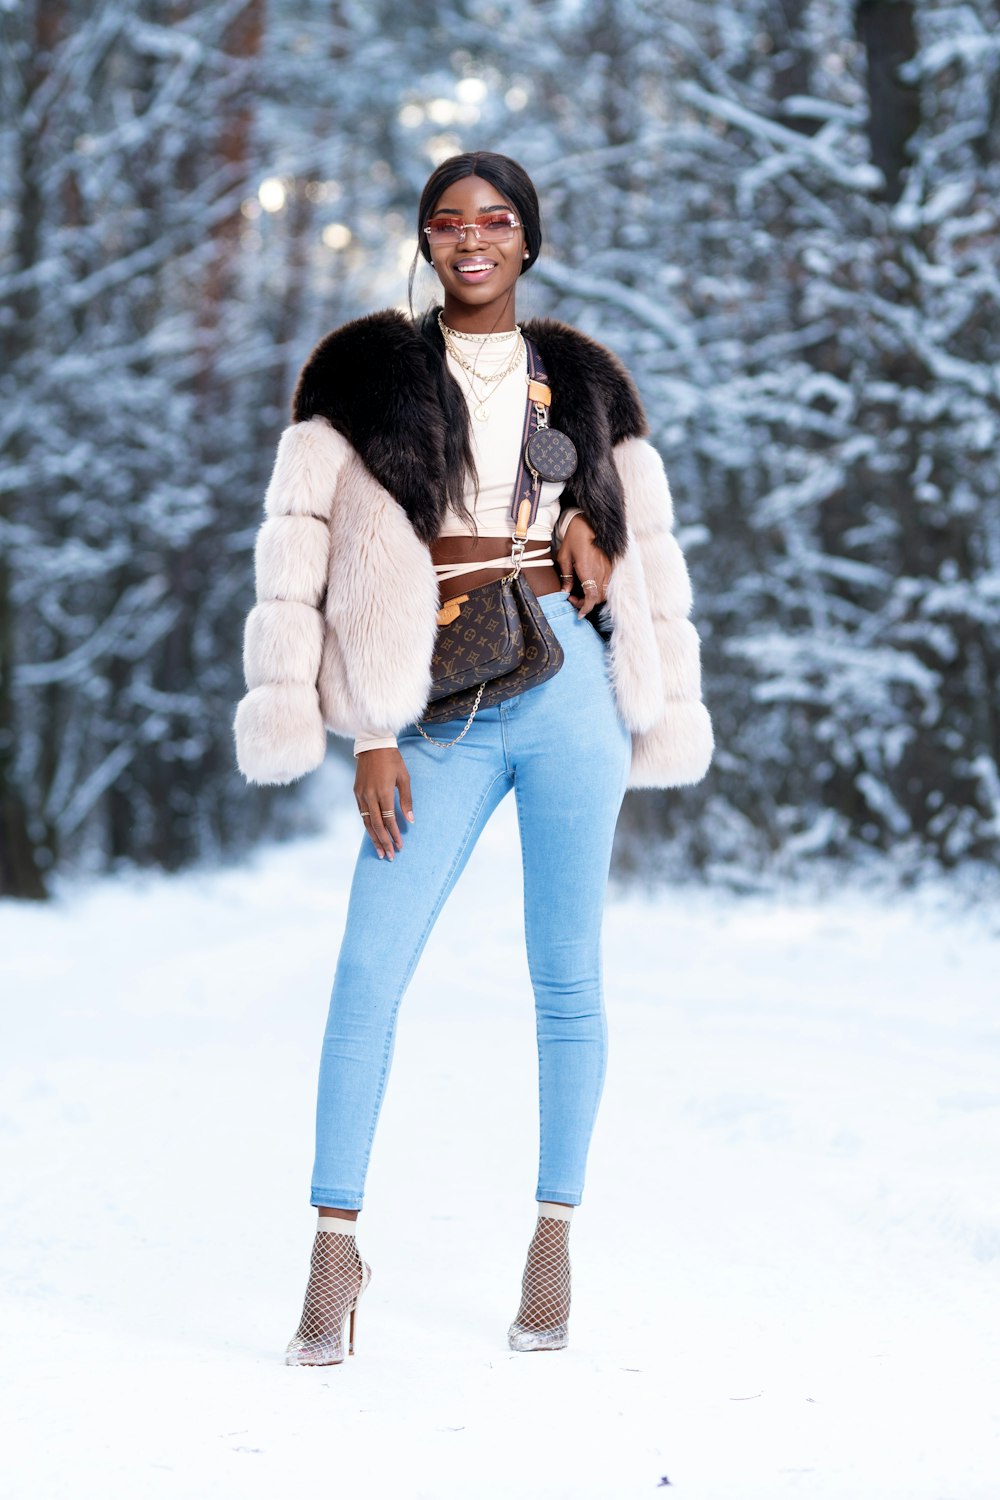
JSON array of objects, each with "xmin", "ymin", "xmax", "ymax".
[{"xmin": 457, "ymin": 262, "xmax": 495, "ymax": 272}]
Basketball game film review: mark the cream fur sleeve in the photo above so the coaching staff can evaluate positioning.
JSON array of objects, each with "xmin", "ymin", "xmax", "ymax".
[
  {"xmin": 233, "ymin": 418, "xmax": 349, "ymax": 785},
  {"xmin": 611, "ymin": 437, "xmax": 714, "ymax": 788}
]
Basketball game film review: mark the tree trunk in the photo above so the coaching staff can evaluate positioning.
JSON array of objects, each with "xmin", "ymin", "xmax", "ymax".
[
  {"xmin": 0, "ymin": 0, "xmax": 65, "ymax": 897},
  {"xmin": 854, "ymin": 0, "xmax": 920, "ymax": 201}
]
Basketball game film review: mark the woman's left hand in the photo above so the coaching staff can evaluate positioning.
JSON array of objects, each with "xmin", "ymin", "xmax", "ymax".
[{"xmin": 555, "ymin": 515, "xmax": 613, "ymax": 619}]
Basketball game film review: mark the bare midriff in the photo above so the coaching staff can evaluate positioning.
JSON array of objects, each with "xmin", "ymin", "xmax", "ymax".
[{"xmin": 430, "ymin": 534, "xmax": 563, "ymax": 604}]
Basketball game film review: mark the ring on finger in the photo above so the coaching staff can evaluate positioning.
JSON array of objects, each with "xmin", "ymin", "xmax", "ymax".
[
  {"xmin": 581, "ymin": 578, "xmax": 598, "ymax": 592},
  {"xmin": 381, "ymin": 810, "xmax": 396, "ymax": 818},
  {"xmin": 360, "ymin": 811, "xmax": 371, "ymax": 820}
]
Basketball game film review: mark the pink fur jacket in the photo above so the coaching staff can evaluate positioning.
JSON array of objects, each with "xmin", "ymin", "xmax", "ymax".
[{"xmin": 234, "ymin": 309, "xmax": 714, "ymax": 790}]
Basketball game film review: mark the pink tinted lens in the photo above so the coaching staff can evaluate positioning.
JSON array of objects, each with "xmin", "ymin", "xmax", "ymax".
[
  {"xmin": 425, "ymin": 218, "xmax": 462, "ymax": 238},
  {"xmin": 477, "ymin": 213, "xmax": 517, "ymax": 237}
]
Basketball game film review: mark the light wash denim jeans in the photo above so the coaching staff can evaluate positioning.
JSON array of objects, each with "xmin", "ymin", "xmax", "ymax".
[{"xmin": 310, "ymin": 592, "xmax": 632, "ymax": 1211}]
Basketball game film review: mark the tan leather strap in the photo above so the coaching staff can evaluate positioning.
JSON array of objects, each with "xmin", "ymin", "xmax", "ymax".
[{"xmin": 509, "ymin": 338, "xmax": 551, "ymax": 542}]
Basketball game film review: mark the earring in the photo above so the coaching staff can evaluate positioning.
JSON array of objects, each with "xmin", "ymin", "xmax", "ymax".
[{"xmin": 523, "ymin": 250, "xmax": 529, "ymax": 259}]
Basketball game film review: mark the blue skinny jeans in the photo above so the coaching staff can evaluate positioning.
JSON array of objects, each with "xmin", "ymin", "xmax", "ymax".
[{"xmin": 310, "ymin": 592, "xmax": 632, "ymax": 1211}]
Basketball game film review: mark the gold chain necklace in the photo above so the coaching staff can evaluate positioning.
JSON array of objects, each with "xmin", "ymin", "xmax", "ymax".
[
  {"xmin": 438, "ymin": 312, "xmax": 524, "ymax": 422},
  {"xmin": 438, "ymin": 316, "xmax": 520, "ymax": 344},
  {"xmin": 444, "ymin": 338, "xmax": 523, "ymax": 384}
]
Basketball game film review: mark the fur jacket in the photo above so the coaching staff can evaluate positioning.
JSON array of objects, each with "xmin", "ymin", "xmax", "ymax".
[{"xmin": 234, "ymin": 308, "xmax": 713, "ymax": 790}]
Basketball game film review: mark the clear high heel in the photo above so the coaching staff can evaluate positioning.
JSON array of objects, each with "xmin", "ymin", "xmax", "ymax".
[
  {"xmin": 285, "ymin": 1221, "xmax": 371, "ymax": 1366},
  {"xmin": 507, "ymin": 1213, "xmax": 571, "ymax": 1352}
]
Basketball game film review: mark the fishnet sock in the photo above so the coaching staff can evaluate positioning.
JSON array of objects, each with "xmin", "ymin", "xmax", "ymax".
[
  {"xmin": 507, "ymin": 1215, "xmax": 571, "ymax": 1352},
  {"xmin": 285, "ymin": 1227, "xmax": 371, "ymax": 1366}
]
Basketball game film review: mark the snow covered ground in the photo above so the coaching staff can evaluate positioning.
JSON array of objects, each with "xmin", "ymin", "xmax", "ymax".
[{"xmin": 3, "ymin": 761, "xmax": 999, "ymax": 1500}]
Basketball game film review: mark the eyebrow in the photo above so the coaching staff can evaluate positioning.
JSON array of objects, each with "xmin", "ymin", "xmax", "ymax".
[{"xmin": 429, "ymin": 204, "xmax": 513, "ymax": 216}]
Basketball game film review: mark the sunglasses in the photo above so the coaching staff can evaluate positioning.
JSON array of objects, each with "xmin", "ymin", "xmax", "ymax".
[{"xmin": 423, "ymin": 211, "xmax": 522, "ymax": 246}]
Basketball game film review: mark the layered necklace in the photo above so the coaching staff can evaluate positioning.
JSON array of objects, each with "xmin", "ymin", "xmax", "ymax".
[{"xmin": 438, "ymin": 311, "xmax": 524, "ymax": 422}]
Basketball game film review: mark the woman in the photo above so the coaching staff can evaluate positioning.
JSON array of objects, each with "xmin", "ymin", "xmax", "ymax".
[{"xmin": 234, "ymin": 151, "xmax": 713, "ymax": 1364}]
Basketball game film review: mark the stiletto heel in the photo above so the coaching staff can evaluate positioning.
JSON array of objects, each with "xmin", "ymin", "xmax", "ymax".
[
  {"xmin": 285, "ymin": 1221, "xmax": 371, "ymax": 1366},
  {"xmin": 507, "ymin": 1210, "xmax": 572, "ymax": 1352}
]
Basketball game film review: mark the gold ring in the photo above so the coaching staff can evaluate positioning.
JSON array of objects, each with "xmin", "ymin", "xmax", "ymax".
[
  {"xmin": 581, "ymin": 578, "xmax": 598, "ymax": 591},
  {"xmin": 381, "ymin": 810, "xmax": 396, "ymax": 818},
  {"xmin": 360, "ymin": 812, "xmax": 371, "ymax": 819}
]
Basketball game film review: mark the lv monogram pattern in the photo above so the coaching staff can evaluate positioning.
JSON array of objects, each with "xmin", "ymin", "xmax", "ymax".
[
  {"xmin": 526, "ymin": 427, "xmax": 578, "ymax": 483},
  {"xmin": 426, "ymin": 583, "xmax": 522, "ymax": 699},
  {"xmin": 420, "ymin": 576, "xmax": 564, "ymax": 724}
]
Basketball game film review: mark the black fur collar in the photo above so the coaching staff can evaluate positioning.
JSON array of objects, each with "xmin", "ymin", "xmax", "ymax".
[{"xmin": 291, "ymin": 306, "xmax": 647, "ymax": 558}]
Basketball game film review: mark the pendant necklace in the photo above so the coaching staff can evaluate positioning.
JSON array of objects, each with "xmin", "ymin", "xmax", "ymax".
[{"xmin": 439, "ymin": 312, "xmax": 523, "ymax": 422}]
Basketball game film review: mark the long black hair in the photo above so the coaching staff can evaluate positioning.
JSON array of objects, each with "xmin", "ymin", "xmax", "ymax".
[{"xmin": 408, "ymin": 151, "xmax": 543, "ymax": 527}]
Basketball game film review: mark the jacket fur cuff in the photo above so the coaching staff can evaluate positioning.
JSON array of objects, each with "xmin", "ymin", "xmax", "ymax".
[
  {"xmin": 629, "ymin": 702, "xmax": 714, "ymax": 789},
  {"xmin": 234, "ymin": 683, "xmax": 327, "ymax": 785}
]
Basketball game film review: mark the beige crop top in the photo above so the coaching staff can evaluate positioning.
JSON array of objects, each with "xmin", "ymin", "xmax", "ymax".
[{"xmin": 353, "ymin": 329, "xmax": 582, "ymax": 755}]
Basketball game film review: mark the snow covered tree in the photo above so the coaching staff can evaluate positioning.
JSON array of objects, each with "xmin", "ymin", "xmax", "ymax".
[
  {"xmin": 0, "ymin": 0, "xmax": 275, "ymax": 893},
  {"xmin": 476, "ymin": 0, "xmax": 1000, "ymax": 871},
  {"xmin": 3, "ymin": 0, "xmax": 997, "ymax": 895},
  {"xmin": 653, "ymin": 0, "xmax": 1000, "ymax": 868}
]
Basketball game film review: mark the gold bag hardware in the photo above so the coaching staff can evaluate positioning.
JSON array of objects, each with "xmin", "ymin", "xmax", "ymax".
[{"xmin": 436, "ymin": 595, "xmax": 468, "ymax": 627}]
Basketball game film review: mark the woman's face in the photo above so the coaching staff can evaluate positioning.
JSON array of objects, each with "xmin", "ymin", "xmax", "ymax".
[{"xmin": 426, "ymin": 173, "xmax": 526, "ymax": 325}]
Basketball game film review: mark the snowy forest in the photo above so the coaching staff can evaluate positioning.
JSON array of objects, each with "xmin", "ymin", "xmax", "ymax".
[{"xmin": 1, "ymin": 0, "xmax": 998, "ymax": 899}]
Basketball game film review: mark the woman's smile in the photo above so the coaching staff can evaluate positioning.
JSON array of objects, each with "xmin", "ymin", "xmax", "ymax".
[{"xmin": 451, "ymin": 256, "xmax": 498, "ymax": 283}]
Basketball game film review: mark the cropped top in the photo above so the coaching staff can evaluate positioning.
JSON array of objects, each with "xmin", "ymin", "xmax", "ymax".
[{"xmin": 353, "ymin": 328, "xmax": 582, "ymax": 756}]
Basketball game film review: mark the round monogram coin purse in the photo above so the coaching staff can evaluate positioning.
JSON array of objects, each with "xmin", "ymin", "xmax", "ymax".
[{"xmin": 525, "ymin": 426, "xmax": 578, "ymax": 483}]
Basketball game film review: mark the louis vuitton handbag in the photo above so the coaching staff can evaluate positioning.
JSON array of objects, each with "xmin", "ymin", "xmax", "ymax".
[{"xmin": 416, "ymin": 339, "xmax": 578, "ymax": 746}]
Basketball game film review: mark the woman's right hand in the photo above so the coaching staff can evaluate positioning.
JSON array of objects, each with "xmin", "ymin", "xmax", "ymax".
[{"xmin": 354, "ymin": 748, "xmax": 413, "ymax": 860}]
